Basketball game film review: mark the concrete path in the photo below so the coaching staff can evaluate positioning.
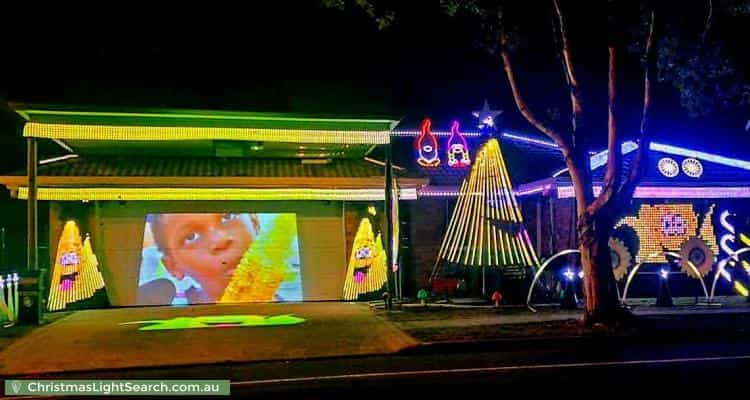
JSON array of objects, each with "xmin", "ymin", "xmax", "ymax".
[{"xmin": 0, "ymin": 302, "xmax": 417, "ymax": 376}]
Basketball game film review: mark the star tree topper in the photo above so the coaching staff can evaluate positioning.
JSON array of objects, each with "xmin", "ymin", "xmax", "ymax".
[{"xmin": 472, "ymin": 99, "xmax": 503, "ymax": 131}]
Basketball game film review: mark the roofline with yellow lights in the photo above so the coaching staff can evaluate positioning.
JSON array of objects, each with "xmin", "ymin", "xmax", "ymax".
[
  {"xmin": 10, "ymin": 103, "xmax": 401, "ymax": 145},
  {"xmin": 22, "ymin": 123, "xmax": 392, "ymax": 145},
  {"xmin": 16, "ymin": 187, "xmax": 419, "ymax": 201}
]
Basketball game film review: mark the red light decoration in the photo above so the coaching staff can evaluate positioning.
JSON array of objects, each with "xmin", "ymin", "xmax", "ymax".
[
  {"xmin": 416, "ymin": 118, "xmax": 440, "ymax": 167},
  {"xmin": 446, "ymin": 120, "xmax": 471, "ymax": 168}
]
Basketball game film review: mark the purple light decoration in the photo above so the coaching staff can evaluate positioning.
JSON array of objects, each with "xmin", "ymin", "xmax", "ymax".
[
  {"xmin": 557, "ymin": 185, "xmax": 750, "ymax": 199},
  {"xmin": 354, "ymin": 271, "xmax": 366, "ymax": 283},
  {"xmin": 60, "ymin": 252, "xmax": 79, "ymax": 266},
  {"xmin": 447, "ymin": 120, "xmax": 471, "ymax": 168},
  {"xmin": 661, "ymin": 213, "xmax": 688, "ymax": 236},
  {"xmin": 391, "ymin": 130, "xmax": 482, "ymax": 138}
]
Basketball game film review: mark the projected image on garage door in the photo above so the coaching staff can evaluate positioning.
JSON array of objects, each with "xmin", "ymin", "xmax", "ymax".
[{"xmin": 137, "ymin": 213, "xmax": 301, "ymax": 305}]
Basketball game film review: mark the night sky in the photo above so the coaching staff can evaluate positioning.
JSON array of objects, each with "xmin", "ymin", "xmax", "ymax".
[{"xmin": 0, "ymin": 1, "xmax": 748, "ymax": 171}]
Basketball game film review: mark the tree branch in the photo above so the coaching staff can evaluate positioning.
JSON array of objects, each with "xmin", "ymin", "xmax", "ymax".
[
  {"xmin": 587, "ymin": 44, "xmax": 622, "ymax": 216},
  {"xmin": 620, "ymin": 10, "xmax": 660, "ymax": 204},
  {"xmin": 553, "ymin": 0, "xmax": 584, "ymax": 133},
  {"xmin": 499, "ymin": 33, "xmax": 568, "ymax": 147},
  {"xmin": 701, "ymin": 0, "xmax": 713, "ymax": 47},
  {"xmin": 499, "ymin": 31, "xmax": 589, "ymax": 214}
]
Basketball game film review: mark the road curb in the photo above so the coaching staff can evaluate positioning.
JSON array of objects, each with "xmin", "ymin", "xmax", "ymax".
[{"xmin": 400, "ymin": 327, "xmax": 750, "ymax": 356}]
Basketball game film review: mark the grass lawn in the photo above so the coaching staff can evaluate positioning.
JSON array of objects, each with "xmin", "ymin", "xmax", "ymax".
[
  {"xmin": 378, "ymin": 305, "xmax": 588, "ymax": 342},
  {"xmin": 407, "ymin": 320, "xmax": 585, "ymax": 342},
  {"xmin": 379, "ymin": 305, "xmax": 550, "ymax": 322},
  {"xmin": 379, "ymin": 303, "xmax": 750, "ymax": 343}
]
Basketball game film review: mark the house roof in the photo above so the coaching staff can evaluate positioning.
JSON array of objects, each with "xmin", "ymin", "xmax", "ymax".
[
  {"xmin": 7, "ymin": 156, "xmax": 399, "ymax": 178},
  {"xmin": 7, "ymin": 104, "xmax": 399, "ymax": 155},
  {"xmin": 10, "ymin": 103, "xmax": 399, "ymax": 131},
  {"xmin": 555, "ymin": 142, "xmax": 750, "ymax": 187}
]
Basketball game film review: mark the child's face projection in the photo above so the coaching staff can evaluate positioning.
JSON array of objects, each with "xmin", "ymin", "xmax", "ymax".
[{"xmin": 155, "ymin": 213, "xmax": 255, "ymax": 301}]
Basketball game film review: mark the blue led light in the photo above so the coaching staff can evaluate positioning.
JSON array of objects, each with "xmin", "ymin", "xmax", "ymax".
[{"xmin": 650, "ymin": 142, "xmax": 750, "ymax": 171}]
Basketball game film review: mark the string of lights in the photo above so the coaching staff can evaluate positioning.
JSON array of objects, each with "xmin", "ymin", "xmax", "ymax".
[
  {"xmin": 436, "ymin": 139, "xmax": 539, "ymax": 268},
  {"xmin": 23, "ymin": 123, "xmax": 391, "ymax": 145},
  {"xmin": 17, "ymin": 187, "xmax": 419, "ymax": 201}
]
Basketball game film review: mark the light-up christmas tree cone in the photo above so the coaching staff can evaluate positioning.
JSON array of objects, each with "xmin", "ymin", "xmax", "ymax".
[
  {"xmin": 220, "ymin": 214, "xmax": 298, "ymax": 303},
  {"xmin": 343, "ymin": 218, "xmax": 388, "ymax": 300},
  {"xmin": 48, "ymin": 221, "xmax": 84, "ymax": 311},
  {"xmin": 434, "ymin": 138, "xmax": 539, "ymax": 279},
  {"xmin": 80, "ymin": 235, "xmax": 106, "ymax": 300}
]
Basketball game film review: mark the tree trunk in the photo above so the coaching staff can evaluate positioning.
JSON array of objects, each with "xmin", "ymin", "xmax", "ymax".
[{"xmin": 578, "ymin": 213, "xmax": 623, "ymax": 325}]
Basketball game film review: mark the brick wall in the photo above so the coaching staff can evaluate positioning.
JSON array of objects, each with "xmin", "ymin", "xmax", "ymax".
[
  {"xmin": 520, "ymin": 196, "xmax": 577, "ymax": 259},
  {"xmin": 408, "ymin": 199, "xmax": 450, "ymax": 290}
]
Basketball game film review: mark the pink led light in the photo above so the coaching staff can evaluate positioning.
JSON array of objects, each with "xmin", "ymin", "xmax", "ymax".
[
  {"xmin": 557, "ymin": 186, "xmax": 750, "ymax": 199},
  {"xmin": 447, "ymin": 121, "xmax": 471, "ymax": 168},
  {"xmin": 661, "ymin": 213, "xmax": 688, "ymax": 236},
  {"xmin": 59, "ymin": 279, "xmax": 73, "ymax": 292},
  {"xmin": 416, "ymin": 118, "xmax": 441, "ymax": 168},
  {"xmin": 392, "ymin": 130, "xmax": 482, "ymax": 137}
]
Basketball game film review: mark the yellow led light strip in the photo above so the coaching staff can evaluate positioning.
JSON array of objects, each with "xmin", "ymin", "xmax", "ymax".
[
  {"xmin": 23, "ymin": 122, "xmax": 391, "ymax": 145},
  {"xmin": 436, "ymin": 139, "xmax": 538, "ymax": 268},
  {"xmin": 18, "ymin": 187, "xmax": 418, "ymax": 201}
]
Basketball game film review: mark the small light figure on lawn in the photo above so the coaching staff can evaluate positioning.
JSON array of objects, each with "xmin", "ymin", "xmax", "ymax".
[
  {"xmin": 492, "ymin": 291, "xmax": 503, "ymax": 308},
  {"xmin": 563, "ymin": 268, "xmax": 576, "ymax": 282},
  {"xmin": 560, "ymin": 268, "xmax": 578, "ymax": 310},
  {"xmin": 656, "ymin": 267, "xmax": 674, "ymax": 307},
  {"xmin": 418, "ymin": 288, "xmax": 429, "ymax": 306},
  {"xmin": 1, "ymin": 272, "xmax": 18, "ymax": 325}
]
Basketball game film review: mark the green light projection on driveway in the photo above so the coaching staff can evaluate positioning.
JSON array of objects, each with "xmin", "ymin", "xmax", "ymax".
[{"xmin": 121, "ymin": 314, "xmax": 306, "ymax": 331}]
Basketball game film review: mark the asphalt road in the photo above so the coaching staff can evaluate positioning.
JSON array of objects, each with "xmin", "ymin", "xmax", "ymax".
[{"xmin": 7, "ymin": 335, "xmax": 750, "ymax": 398}]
